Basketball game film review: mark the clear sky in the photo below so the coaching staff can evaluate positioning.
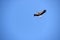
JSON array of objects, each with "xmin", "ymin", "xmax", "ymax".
[{"xmin": 1, "ymin": 0, "xmax": 60, "ymax": 40}]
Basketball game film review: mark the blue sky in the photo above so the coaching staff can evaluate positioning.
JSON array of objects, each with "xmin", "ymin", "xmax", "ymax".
[{"xmin": 0, "ymin": 0, "xmax": 60, "ymax": 40}]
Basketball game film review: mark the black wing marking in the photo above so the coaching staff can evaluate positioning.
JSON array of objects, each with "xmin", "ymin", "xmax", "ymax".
[{"xmin": 39, "ymin": 10, "xmax": 46, "ymax": 15}]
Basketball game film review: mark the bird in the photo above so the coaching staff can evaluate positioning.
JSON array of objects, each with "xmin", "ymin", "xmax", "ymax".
[{"xmin": 34, "ymin": 10, "xmax": 46, "ymax": 16}]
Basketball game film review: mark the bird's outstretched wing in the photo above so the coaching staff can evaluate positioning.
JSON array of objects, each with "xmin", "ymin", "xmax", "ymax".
[{"xmin": 34, "ymin": 10, "xmax": 46, "ymax": 16}]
